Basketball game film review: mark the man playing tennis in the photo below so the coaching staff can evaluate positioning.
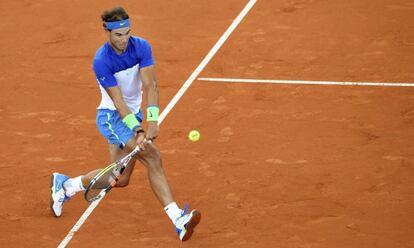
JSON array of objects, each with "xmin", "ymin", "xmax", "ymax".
[{"xmin": 50, "ymin": 6, "xmax": 200, "ymax": 241}]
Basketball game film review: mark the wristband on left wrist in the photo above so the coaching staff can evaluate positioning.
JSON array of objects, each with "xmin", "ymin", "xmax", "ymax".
[{"xmin": 147, "ymin": 105, "xmax": 159, "ymax": 122}]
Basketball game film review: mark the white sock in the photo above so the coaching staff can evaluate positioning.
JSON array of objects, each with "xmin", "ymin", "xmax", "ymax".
[
  {"xmin": 164, "ymin": 202, "xmax": 182, "ymax": 224},
  {"xmin": 63, "ymin": 176, "xmax": 85, "ymax": 197}
]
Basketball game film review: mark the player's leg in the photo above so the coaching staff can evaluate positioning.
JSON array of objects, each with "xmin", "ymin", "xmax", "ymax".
[
  {"xmin": 125, "ymin": 140, "xmax": 174, "ymax": 205},
  {"xmin": 50, "ymin": 170, "xmax": 85, "ymax": 217},
  {"xmin": 51, "ymin": 109, "xmax": 132, "ymax": 217},
  {"xmin": 124, "ymin": 139, "xmax": 201, "ymax": 241},
  {"xmin": 51, "ymin": 150, "xmax": 128, "ymax": 217}
]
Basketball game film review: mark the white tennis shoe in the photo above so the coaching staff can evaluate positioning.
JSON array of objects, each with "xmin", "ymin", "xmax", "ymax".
[
  {"xmin": 175, "ymin": 207, "xmax": 201, "ymax": 241},
  {"xmin": 50, "ymin": 172, "xmax": 70, "ymax": 217}
]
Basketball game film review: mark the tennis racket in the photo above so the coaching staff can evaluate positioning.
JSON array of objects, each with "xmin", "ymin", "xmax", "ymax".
[{"xmin": 84, "ymin": 145, "xmax": 141, "ymax": 202}]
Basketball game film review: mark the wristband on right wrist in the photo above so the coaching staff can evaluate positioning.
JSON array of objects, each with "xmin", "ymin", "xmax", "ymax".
[{"xmin": 122, "ymin": 113, "xmax": 140, "ymax": 130}]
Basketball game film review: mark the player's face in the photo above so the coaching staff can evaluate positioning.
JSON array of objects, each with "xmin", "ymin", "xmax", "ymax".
[{"xmin": 108, "ymin": 27, "xmax": 131, "ymax": 54}]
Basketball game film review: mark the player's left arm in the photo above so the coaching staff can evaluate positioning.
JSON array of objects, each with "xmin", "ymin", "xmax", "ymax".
[{"xmin": 140, "ymin": 64, "xmax": 160, "ymax": 140}]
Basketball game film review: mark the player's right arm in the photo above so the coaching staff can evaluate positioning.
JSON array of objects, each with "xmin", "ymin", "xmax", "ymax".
[
  {"xmin": 104, "ymin": 86, "xmax": 131, "ymax": 119},
  {"xmin": 104, "ymin": 86, "xmax": 146, "ymax": 149}
]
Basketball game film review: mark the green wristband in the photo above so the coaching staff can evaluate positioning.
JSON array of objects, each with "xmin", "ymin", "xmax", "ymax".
[
  {"xmin": 122, "ymin": 113, "xmax": 140, "ymax": 130},
  {"xmin": 147, "ymin": 106, "xmax": 159, "ymax": 122}
]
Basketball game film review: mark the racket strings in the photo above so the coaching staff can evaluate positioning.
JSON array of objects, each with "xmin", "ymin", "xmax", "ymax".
[
  {"xmin": 85, "ymin": 162, "xmax": 123, "ymax": 201},
  {"xmin": 84, "ymin": 149, "xmax": 138, "ymax": 202}
]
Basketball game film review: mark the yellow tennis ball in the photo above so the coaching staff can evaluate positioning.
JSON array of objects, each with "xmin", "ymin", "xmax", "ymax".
[{"xmin": 188, "ymin": 130, "xmax": 200, "ymax": 142}]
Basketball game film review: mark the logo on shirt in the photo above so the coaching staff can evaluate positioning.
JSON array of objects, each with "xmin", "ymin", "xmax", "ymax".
[{"xmin": 100, "ymin": 76, "xmax": 106, "ymax": 81}]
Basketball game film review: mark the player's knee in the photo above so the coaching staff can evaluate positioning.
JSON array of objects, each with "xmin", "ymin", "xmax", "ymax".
[
  {"xmin": 151, "ymin": 149, "xmax": 162, "ymax": 166},
  {"xmin": 142, "ymin": 148, "xmax": 162, "ymax": 170},
  {"xmin": 152, "ymin": 149, "xmax": 161, "ymax": 163},
  {"xmin": 147, "ymin": 144, "xmax": 161, "ymax": 161},
  {"xmin": 147, "ymin": 155, "xmax": 162, "ymax": 170}
]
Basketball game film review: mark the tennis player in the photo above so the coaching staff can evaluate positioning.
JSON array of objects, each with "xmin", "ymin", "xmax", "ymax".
[{"xmin": 50, "ymin": 6, "xmax": 200, "ymax": 241}]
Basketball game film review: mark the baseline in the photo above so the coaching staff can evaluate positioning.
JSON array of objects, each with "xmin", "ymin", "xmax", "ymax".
[{"xmin": 198, "ymin": 77, "xmax": 414, "ymax": 87}]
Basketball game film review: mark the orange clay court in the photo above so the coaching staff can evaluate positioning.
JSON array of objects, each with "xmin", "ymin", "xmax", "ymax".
[{"xmin": 0, "ymin": 0, "xmax": 413, "ymax": 247}]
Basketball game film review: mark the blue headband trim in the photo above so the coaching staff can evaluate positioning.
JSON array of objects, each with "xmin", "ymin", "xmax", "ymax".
[{"xmin": 105, "ymin": 19, "xmax": 130, "ymax": 30}]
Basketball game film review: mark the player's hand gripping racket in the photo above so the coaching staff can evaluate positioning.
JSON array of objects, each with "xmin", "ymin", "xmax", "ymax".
[{"xmin": 84, "ymin": 145, "xmax": 142, "ymax": 202}]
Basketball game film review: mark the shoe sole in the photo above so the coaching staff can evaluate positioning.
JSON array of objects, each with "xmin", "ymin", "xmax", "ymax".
[
  {"xmin": 50, "ymin": 173, "xmax": 59, "ymax": 217},
  {"xmin": 182, "ymin": 210, "xmax": 201, "ymax": 241}
]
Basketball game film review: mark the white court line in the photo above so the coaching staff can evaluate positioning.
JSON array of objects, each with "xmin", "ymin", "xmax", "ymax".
[
  {"xmin": 198, "ymin": 77, "xmax": 414, "ymax": 87},
  {"xmin": 57, "ymin": 1, "xmax": 257, "ymax": 247}
]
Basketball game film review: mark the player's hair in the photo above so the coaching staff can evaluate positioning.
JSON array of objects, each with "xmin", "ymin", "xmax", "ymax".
[{"xmin": 101, "ymin": 7, "xmax": 129, "ymax": 30}]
